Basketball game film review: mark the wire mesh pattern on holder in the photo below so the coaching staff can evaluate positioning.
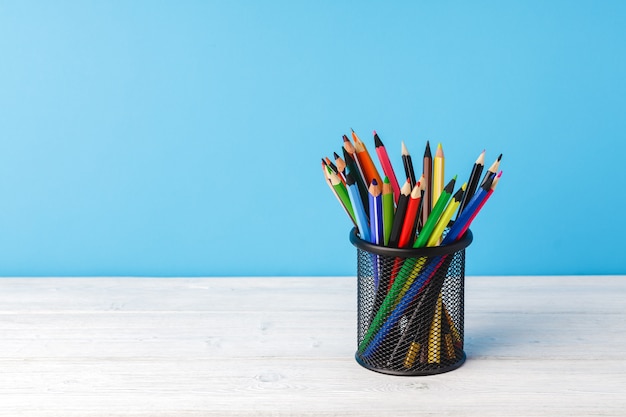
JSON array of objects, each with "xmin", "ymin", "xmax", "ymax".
[{"xmin": 352, "ymin": 227, "xmax": 471, "ymax": 376}]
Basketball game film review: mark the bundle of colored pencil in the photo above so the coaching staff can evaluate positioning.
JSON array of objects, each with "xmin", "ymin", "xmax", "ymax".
[{"xmin": 321, "ymin": 129, "xmax": 502, "ymax": 248}]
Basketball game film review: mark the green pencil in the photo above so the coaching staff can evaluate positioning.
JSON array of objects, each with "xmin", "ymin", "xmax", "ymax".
[
  {"xmin": 382, "ymin": 177, "xmax": 394, "ymax": 246},
  {"xmin": 328, "ymin": 169, "xmax": 356, "ymax": 225},
  {"xmin": 413, "ymin": 177, "xmax": 457, "ymax": 248}
]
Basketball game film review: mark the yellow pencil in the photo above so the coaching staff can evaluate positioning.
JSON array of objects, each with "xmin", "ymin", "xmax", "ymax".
[
  {"xmin": 426, "ymin": 183, "xmax": 466, "ymax": 247},
  {"xmin": 427, "ymin": 292, "xmax": 444, "ymax": 364},
  {"xmin": 432, "ymin": 143, "xmax": 445, "ymax": 210}
]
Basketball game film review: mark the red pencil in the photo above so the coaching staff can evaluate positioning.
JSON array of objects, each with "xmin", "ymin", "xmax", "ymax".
[
  {"xmin": 397, "ymin": 180, "xmax": 424, "ymax": 248},
  {"xmin": 387, "ymin": 179, "xmax": 424, "ymax": 291}
]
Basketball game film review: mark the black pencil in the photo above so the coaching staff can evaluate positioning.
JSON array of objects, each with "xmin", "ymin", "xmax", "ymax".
[
  {"xmin": 342, "ymin": 147, "xmax": 370, "ymax": 216},
  {"xmin": 456, "ymin": 150, "xmax": 485, "ymax": 218},
  {"xmin": 401, "ymin": 141, "xmax": 417, "ymax": 188},
  {"xmin": 421, "ymin": 141, "xmax": 432, "ymax": 230},
  {"xmin": 480, "ymin": 153, "xmax": 502, "ymax": 187},
  {"xmin": 333, "ymin": 151, "xmax": 346, "ymax": 178},
  {"xmin": 387, "ymin": 179, "xmax": 412, "ymax": 248}
]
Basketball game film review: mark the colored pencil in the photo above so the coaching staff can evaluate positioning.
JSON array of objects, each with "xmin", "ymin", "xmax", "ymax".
[
  {"xmin": 325, "ymin": 156, "xmax": 345, "ymax": 185},
  {"xmin": 387, "ymin": 179, "xmax": 411, "ymax": 248},
  {"xmin": 414, "ymin": 177, "xmax": 456, "ymax": 248},
  {"xmin": 322, "ymin": 160, "xmax": 342, "ymax": 206},
  {"xmin": 382, "ymin": 177, "xmax": 395, "ymax": 246},
  {"xmin": 432, "ymin": 143, "xmax": 445, "ymax": 211},
  {"xmin": 385, "ymin": 178, "xmax": 423, "ymax": 293},
  {"xmin": 368, "ymin": 179, "xmax": 383, "ymax": 246},
  {"xmin": 342, "ymin": 147, "xmax": 369, "ymax": 216},
  {"xmin": 421, "ymin": 141, "xmax": 432, "ymax": 228},
  {"xmin": 343, "ymin": 135, "xmax": 367, "ymax": 190},
  {"xmin": 374, "ymin": 131, "xmax": 401, "ymax": 203},
  {"xmin": 444, "ymin": 171, "xmax": 501, "ymax": 244},
  {"xmin": 401, "ymin": 141, "xmax": 417, "ymax": 188},
  {"xmin": 322, "ymin": 161, "xmax": 356, "ymax": 227},
  {"xmin": 480, "ymin": 153, "xmax": 502, "ymax": 187},
  {"xmin": 415, "ymin": 173, "xmax": 426, "ymax": 232},
  {"xmin": 346, "ymin": 172, "xmax": 370, "ymax": 242},
  {"xmin": 333, "ymin": 151, "xmax": 347, "ymax": 179},
  {"xmin": 427, "ymin": 292, "xmax": 444, "ymax": 363},
  {"xmin": 397, "ymin": 181, "xmax": 423, "ymax": 248},
  {"xmin": 370, "ymin": 178, "xmax": 395, "ymax": 325},
  {"xmin": 328, "ymin": 169, "xmax": 356, "ymax": 225},
  {"xmin": 426, "ymin": 184, "xmax": 466, "ymax": 247},
  {"xmin": 457, "ymin": 150, "xmax": 485, "ymax": 217},
  {"xmin": 352, "ymin": 129, "xmax": 382, "ymax": 187},
  {"xmin": 368, "ymin": 179, "xmax": 383, "ymax": 289}
]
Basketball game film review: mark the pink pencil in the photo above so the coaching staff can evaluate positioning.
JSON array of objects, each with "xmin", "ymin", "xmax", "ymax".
[{"xmin": 373, "ymin": 131, "xmax": 401, "ymax": 203}]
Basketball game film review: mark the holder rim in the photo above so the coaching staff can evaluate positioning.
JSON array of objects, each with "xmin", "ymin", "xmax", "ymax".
[{"xmin": 349, "ymin": 227, "xmax": 473, "ymax": 258}]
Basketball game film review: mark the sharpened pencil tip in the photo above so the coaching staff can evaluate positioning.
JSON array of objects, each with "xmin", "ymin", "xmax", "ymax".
[
  {"xmin": 401, "ymin": 141, "xmax": 409, "ymax": 155},
  {"xmin": 374, "ymin": 133, "xmax": 383, "ymax": 147},
  {"xmin": 424, "ymin": 140, "xmax": 431, "ymax": 157}
]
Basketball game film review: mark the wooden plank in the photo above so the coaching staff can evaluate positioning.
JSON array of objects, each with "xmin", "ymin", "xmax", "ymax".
[
  {"xmin": 0, "ymin": 276, "xmax": 624, "ymax": 416},
  {"xmin": 0, "ymin": 309, "xmax": 623, "ymax": 359},
  {"xmin": 0, "ymin": 358, "xmax": 624, "ymax": 416},
  {"xmin": 0, "ymin": 277, "xmax": 356, "ymax": 312}
]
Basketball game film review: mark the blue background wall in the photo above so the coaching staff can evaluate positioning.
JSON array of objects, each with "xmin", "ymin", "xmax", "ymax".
[{"xmin": 0, "ymin": 1, "xmax": 624, "ymax": 276}]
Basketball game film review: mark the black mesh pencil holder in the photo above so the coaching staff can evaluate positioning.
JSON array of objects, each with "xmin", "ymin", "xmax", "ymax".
[{"xmin": 350, "ymin": 227, "xmax": 473, "ymax": 376}]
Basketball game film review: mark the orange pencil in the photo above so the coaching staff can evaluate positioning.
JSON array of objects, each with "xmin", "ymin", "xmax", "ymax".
[
  {"xmin": 342, "ymin": 134, "xmax": 366, "ymax": 184},
  {"xmin": 352, "ymin": 129, "xmax": 382, "ymax": 187}
]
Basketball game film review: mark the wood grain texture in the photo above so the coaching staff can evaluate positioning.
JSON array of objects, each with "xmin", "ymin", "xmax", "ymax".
[{"xmin": 0, "ymin": 276, "xmax": 624, "ymax": 416}]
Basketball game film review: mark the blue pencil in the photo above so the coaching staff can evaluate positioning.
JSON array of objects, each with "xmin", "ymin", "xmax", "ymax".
[
  {"xmin": 442, "ymin": 174, "xmax": 494, "ymax": 244},
  {"xmin": 368, "ymin": 179, "xmax": 383, "ymax": 287},
  {"xmin": 368, "ymin": 179, "xmax": 383, "ymax": 246},
  {"xmin": 346, "ymin": 172, "xmax": 370, "ymax": 242}
]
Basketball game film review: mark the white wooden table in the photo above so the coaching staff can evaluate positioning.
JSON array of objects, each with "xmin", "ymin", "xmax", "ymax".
[{"xmin": 0, "ymin": 276, "xmax": 624, "ymax": 416}]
